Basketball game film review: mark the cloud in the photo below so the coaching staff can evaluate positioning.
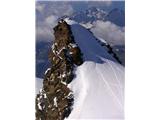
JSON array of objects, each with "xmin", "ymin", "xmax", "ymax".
[
  {"xmin": 91, "ymin": 20, "xmax": 125, "ymax": 45},
  {"xmin": 105, "ymin": 1, "xmax": 112, "ymax": 6},
  {"xmin": 50, "ymin": 3, "xmax": 74, "ymax": 17},
  {"xmin": 36, "ymin": 15, "xmax": 58, "ymax": 41},
  {"xmin": 36, "ymin": 2, "xmax": 74, "ymax": 42},
  {"xmin": 45, "ymin": 15, "xmax": 58, "ymax": 26},
  {"xmin": 36, "ymin": 2, "xmax": 45, "ymax": 13},
  {"xmin": 87, "ymin": 1, "xmax": 112, "ymax": 8}
]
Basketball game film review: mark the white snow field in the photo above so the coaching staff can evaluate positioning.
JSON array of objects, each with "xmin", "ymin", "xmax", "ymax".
[
  {"xmin": 65, "ymin": 19, "xmax": 124, "ymax": 120},
  {"xmin": 36, "ymin": 77, "xmax": 43, "ymax": 94}
]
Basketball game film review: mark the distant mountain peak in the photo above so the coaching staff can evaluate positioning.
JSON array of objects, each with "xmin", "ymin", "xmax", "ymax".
[
  {"xmin": 70, "ymin": 7, "xmax": 125, "ymax": 27},
  {"xmin": 70, "ymin": 7, "xmax": 107, "ymax": 23}
]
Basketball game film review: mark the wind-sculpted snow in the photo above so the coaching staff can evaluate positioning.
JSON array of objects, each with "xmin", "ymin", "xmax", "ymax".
[{"xmin": 65, "ymin": 19, "xmax": 124, "ymax": 119}]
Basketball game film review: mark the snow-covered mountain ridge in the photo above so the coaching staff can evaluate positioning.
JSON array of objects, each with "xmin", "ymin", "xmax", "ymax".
[
  {"xmin": 70, "ymin": 7, "xmax": 125, "ymax": 27},
  {"xmin": 65, "ymin": 18, "xmax": 124, "ymax": 119},
  {"xmin": 36, "ymin": 6, "xmax": 125, "ymax": 78},
  {"xmin": 36, "ymin": 19, "xmax": 124, "ymax": 120}
]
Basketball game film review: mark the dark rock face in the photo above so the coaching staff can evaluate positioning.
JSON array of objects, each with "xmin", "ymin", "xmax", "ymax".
[
  {"xmin": 36, "ymin": 20, "xmax": 83, "ymax": 120},
  {"xmin": 96, "ymin": 38, "xmax": 123, "ymax": 65}
]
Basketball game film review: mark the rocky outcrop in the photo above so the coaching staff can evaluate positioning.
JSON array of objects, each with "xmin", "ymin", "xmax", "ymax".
[{"xmin": 36, "ymin": 20, "xmax": 83, "ymax": 120}]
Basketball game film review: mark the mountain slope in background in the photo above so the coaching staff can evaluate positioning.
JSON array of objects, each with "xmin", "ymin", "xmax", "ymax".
[
  {"xmin": 107, "ymin": 8, "xmax": 125, "ymax": 27},
  {"xmin": 70, "ymin": 7, "xmax": 107, "ymax": 23},
  {"xmin": 70, "ymin": 7, "xmax": 125, "ymax": 27},
  {"xmin": 36, "ymin": 41, "xmax": 52, "ymax": 78}
]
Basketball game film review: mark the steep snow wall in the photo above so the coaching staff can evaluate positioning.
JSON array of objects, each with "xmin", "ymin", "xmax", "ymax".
[{"xmin": 65, "ymin": 19, "xmax": 124, "ymax": 119}]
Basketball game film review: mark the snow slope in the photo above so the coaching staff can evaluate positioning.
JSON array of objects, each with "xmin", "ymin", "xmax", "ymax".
[
  {"xmin": 65, "ymin": 19, "xmax": 124, "ymax": 119},
  {"xmin": 36, "ymin": 77, "xmax": 43, "ymax": 94}
]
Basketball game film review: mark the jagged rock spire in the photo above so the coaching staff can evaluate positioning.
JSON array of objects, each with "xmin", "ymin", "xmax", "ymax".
[{"xmin": 36, "ymin": 20, "xmax": 83, "ymax": 120}]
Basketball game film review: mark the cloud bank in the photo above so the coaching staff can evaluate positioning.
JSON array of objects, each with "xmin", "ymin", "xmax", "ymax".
[
  {"xmin": 91, "ymin": 20, "xmax": 125, "ymax": 45},
  {"xmin": 36, "ymin": 2, "xmax": 74, "ymax": 41}
]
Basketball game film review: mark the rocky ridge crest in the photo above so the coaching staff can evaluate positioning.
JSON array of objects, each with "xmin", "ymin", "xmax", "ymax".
[{"xmin": 36, "ymin": 20, "xmax": 83, "ymax": 120}]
